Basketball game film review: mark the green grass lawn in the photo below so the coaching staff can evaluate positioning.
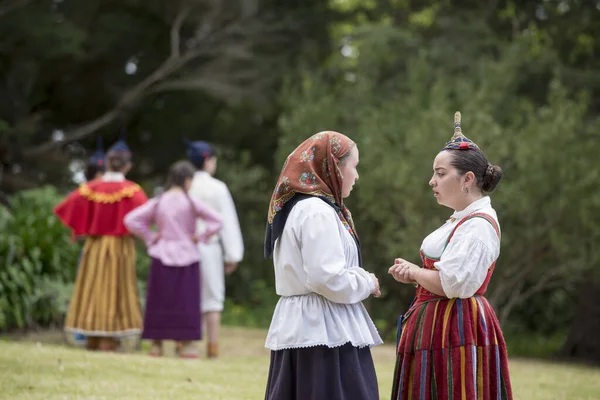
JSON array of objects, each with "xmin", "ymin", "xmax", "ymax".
[{"xmin": 1, "ymin": 327, "xmax": 599, "ymax": 399}]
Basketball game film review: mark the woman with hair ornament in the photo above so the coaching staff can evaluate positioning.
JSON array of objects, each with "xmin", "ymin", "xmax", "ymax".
[{"xmin": 389, "ymin": 112, "xmax": 512, "ymax": 400}]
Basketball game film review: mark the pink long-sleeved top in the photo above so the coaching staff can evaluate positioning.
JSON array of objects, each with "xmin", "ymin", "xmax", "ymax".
[{"xmin": 124, "ymin": 190, "xmax": 222, "ymax": 266}]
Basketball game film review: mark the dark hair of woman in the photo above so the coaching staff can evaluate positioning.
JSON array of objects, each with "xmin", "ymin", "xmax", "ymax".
[
  {"xmin": 164, "ymin": 160, "xmax": 196, "ymax": 190},
  {"xmin": 106, "ymin": 151, "xmax": 131, "ymax": 172},
  {"xmin": 85, "ymin": 164, "xmax": 104, "ymax": 181},
  {"xmin": 446, "ymin": 149, "xmax": 503, "ymax": 193}
]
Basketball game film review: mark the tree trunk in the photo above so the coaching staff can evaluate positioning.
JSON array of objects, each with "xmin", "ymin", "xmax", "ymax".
[{"xmin": 561, "ymin": 277, "xmax": 600, "ymax": 364}]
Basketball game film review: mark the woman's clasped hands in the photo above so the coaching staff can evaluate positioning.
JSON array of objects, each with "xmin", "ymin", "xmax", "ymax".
[{"xmin": 388, "ymin": 258, "xmax": 421, "ymax": 285}]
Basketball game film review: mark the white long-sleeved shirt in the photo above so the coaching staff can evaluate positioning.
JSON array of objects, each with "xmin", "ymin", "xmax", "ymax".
[
  {"xmin": 421, "ymin": 196, "xmax": 501, "ymax": 299},
  {"xmin": 188, "ymin": 171, "xmax": 244, "ymax": 262},
  {"xmin": 265, "ymin": 197, "xmax": 382, "ymax": 350}
]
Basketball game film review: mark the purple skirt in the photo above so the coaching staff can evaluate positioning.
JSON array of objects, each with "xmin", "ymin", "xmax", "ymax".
[{"xmin": 142, "ymin": 257, "xmax": 201, "ymax": 341}]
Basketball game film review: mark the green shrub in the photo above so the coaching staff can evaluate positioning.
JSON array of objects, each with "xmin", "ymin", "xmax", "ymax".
[
  {"xmin": 29, "ymin": 278, "xmax": 75, "ymax": 328},
  {"xmin": 0, "ymin": 186, "xmax": 80, "ymax": 330}
]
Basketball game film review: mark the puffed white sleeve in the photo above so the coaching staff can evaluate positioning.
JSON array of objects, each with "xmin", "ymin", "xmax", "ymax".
[
  {"xmin": 434, "ymin": 218, "xmax": 500, "ymax": 299},
  {"xmin": 217, "ymin": 182, "xmax": 244, "ymax": 263},
  {"xmin": 299, "ymin": 206, "xmax": 375, "ymax": 304}
]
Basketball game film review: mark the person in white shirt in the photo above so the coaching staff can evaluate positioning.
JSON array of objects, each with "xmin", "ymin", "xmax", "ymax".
[
  {"xmin": 264, "ymin": 131, "xmax": 382, "ymax": 400},
  {"xmin": 388, "ymin": 112, "xmax": 513, "ymax": 400},
  {"xmin": 185, "ymin": 140, "xmax": 244, "ymax": 359}
]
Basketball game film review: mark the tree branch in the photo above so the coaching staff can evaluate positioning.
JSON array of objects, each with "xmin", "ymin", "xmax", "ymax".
[
  {"xmin": 170, "ymin": 5, "xmax": 189, "ymax": 59},
  {"xmin": 22, "ymin": 110, "xmax": 120, "ymax": 158},
  {"xmin": 21, "ymin": 4, "xmax": 196, "ymax": 159},
  {"xmin": 20, "ymin": 2, "xmax": 285, "ymax": 158},
  {"xmin": 151, "ymin": 75, "xmax": 266, "ymax": 104}
]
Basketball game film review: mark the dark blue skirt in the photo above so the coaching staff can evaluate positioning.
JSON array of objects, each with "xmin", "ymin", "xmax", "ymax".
[
  {"xmin": 141, "ymin": 257, "xmax": 201, "ymax": 341},
  {"xmin": 265, "ymin": 342, "xmax": 379, "ymax": 400}
]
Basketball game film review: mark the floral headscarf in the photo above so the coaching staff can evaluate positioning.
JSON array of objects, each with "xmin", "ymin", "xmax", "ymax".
[{"xmin": 264, "ymin": 131, "xmax": 358, "ymax": 258}]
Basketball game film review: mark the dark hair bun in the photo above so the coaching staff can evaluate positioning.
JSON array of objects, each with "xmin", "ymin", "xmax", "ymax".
[
  {"xmin": 106, "ymin": 152, "xmax": 129, "ymax": 172},
  {"xmin": 481, "ymin": 164, "xmax": 503, "ymax": 192}
]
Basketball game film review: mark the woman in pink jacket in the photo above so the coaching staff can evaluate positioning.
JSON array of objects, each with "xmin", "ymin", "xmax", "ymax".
[{"xmin": 125, "ymin": 160, "xmax": 222, "ymax": 358}]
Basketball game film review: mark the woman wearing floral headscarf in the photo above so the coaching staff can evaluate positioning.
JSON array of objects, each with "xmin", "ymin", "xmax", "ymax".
[{"xmin": 264, "ymin": 131, "xmax": 382, "ymax": 400}]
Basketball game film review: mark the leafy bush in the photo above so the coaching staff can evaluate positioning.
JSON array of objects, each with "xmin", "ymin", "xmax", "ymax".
[
  {"xmin": 0, "ymin": 186, "xmax": 80, "ymax": 330},
  {"xmin": 29, "ymin": 278, "xmax": 75, "ymax": 328}
]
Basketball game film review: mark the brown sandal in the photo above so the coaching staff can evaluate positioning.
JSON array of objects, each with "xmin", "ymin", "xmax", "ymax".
[
  {"xmin": 86, "ymin": 337, "xmax": 100, "ymax": 351},
  {"xmin": 207, "ymin": 343, "xmax": 218, "ymax": 359}
]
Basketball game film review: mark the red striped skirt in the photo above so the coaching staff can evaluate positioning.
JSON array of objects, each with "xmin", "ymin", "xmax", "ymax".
[{"xmin": 391, "ymin": 296, "xmax": 512, "ymax": 400}]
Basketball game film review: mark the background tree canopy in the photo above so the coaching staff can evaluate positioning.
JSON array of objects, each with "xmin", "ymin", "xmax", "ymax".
[{"xmin": 1, "ymin": 0, "xmax": 599, "ymax": 362}]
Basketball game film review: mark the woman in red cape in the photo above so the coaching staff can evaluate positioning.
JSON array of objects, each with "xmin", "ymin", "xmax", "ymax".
[{"xmin": 54, "ymin": 137, "xmax": 147, "ymax": 351}]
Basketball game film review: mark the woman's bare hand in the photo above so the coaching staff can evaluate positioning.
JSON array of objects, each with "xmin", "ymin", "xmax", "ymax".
[{"xmin": 388, "ymin": 258, "xmax": 419, "ymax": 284}]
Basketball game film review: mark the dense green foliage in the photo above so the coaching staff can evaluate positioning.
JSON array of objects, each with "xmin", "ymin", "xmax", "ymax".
[{"xmin": 0, "ymin": 187, "xmax": 79, "ymax": 329}]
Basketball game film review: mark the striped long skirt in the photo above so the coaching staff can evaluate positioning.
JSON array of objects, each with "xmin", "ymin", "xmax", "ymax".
[
  {"xmin": 64, "ymin": 236, "xmax": 142, "ymax": 338},
  {"xmin": 391, "ymin": 297, "xmax": 512, "ymax": 400}
]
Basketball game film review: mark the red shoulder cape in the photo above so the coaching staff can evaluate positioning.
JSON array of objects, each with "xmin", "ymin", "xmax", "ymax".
[{"xmin": 54, "ymin": 179, "xmax": 148, "ymax": 236}]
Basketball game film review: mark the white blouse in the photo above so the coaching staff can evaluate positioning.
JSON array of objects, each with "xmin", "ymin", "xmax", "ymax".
[
  {"xmin": 421, "ymin": 196, "xmax": 501, "ymax": 299},
  {"xmin": 101, "ymin": 171, "xmax": 125, "ymax": 182},
  {"xmin": 265, "ymin": 197, "xmax": 383, "ymax": 350}
]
